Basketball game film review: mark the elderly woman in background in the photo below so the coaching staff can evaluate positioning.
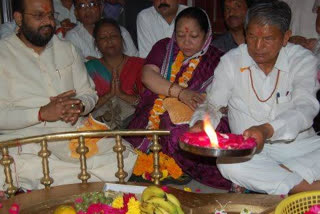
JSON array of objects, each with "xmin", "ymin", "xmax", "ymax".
[
  {"xmin": 127, "ymin": 7, "xmax": 231, "ymax": 189},
  {"xmin": 86, "ymin": 18, "xmax": 144, "ymax": 128}
]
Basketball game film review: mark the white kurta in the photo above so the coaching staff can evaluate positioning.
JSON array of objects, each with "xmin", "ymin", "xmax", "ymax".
[
  {"xmin": 137, "ymin": 4, "xmax": 187, "ymax": 58},
  {"xmin": 0, "ymin": 34, "xmax": 137, "ymax": 190},
  {"xmin": 191, "ymin": 43, "xmax": 320, "ymax": 195},
  {"xmin": 53, "ymin": 0, "xmax": 77, "ymax": 24},
  {"xmin": 283, "ymin": 0, "xmax": 318, "ymax": 38},
  {"xmin": 65, "ymin": 22, "xmax": 138, "ymax": 60},
  {"xmin": 0, "ymin": 21, "xmax": 17, "ymax": 39}
]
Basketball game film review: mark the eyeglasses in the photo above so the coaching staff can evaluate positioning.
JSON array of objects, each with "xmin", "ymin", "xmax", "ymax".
[
  {"xmin": 75, "ymin": 2, "xmax": 101, "ymax": 9},
  {"xmin": 23, "ymin": 12, "xmax": 58, "ymax": 21}
]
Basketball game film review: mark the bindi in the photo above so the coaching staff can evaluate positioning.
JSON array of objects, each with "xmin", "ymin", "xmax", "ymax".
[{"xmin": 185, "ymin": 27, "xmax": 189, "ymax": 33}]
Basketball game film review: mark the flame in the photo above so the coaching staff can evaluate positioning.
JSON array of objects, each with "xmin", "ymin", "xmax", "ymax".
[{"xmin": 204, "ymin": 115, "xmax": 219, "ymax": 148}]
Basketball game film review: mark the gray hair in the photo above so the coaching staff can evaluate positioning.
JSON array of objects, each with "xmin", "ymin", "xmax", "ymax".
[{"xmin": 244, "ymin": 1, "xmax": 291, "ymax": 34}]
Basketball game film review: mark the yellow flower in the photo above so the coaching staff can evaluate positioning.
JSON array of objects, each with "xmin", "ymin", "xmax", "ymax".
[
  {"xmin": 126, "ymin": 198, "xmax": 141, "ymax": 214},
  {"xmin": 184, "ymin": 187, "xmax": 192, "ymax": 192},
  {"xmin": 160, "ymin": 169, "xmax": 169, "ymax": 180},
  {"xmin": 112, "ymin": 196, "xmax": 124, "ymax": 209}
]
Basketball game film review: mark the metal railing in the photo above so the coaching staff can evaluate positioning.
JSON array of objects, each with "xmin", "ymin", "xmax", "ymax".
[{"xmin": 0, "ymin": 129, "xmax": 170, "ymax": 198}]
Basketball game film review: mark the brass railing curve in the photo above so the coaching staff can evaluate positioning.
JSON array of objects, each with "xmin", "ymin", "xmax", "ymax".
[{"xmin": 0, "ymin": 129, "xmax": 170, "ymax": 198}]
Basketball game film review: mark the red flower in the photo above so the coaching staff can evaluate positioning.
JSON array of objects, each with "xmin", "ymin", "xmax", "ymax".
[
  {"xmin": 161, "ymin": 186, "xmax": 169, "ymax": 193},
  {"xmin": 305, "ymin": 205, "xmax": 320, "ymax": 214},
  {"xmin": 9, "ymin": 203, "xmax": 20, "ymax": 214}
]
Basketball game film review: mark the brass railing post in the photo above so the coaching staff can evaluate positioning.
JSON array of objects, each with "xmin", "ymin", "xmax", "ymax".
[
  {"xmin": 0, "ymin": 147, "xmax": 18, "ymax": 197},
  {"xmin": 77, "ymin": 136, "xmax": 91, "ymax": 183},
  {"xmin": 113, "ymin": 135, "xmax": 128, "ymax": 183},
  {"xmin": 38, "ymin": 139, "xmax": 53, "ymax": 188},
  {"xmin": 151, "ymin": 134, "xmax": 162, "ymax": 185}
]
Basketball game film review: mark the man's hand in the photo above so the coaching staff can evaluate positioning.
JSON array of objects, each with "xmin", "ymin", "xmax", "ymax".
[
  {"xmin": 189, "ymin": 120, "xmax": 204, "ymax": 133},
  {"xmin": 41, "ymin": 90, "xmax": 83, "ymax": 125},
  {"xmin": 243, "ymin": 123, "xmax": 274, "ymax": 152}
]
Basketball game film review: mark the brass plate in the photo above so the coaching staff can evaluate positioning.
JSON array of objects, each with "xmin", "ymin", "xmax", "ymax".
[{"xmin": 179, "ymin": 141, "xmax": 256, "ymax": 157}]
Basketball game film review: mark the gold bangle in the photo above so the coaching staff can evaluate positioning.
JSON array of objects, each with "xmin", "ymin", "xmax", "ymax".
[{"xmin": 168, "ymin": 83, "xmax": 175, "ymax": 97}]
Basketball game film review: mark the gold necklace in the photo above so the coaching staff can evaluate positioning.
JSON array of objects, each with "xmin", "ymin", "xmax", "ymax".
[{"xmin": 249, "ymin": 67, "xmax": 280, "ymax": 103}]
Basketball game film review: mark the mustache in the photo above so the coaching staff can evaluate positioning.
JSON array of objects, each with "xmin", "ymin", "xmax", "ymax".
[
  {"xmin": 39, "ymin": 25, "xmax": 54, "ymax": 31},
  {"xmin": 227, "ymin": 16, "xmax": 241, "ymax": 20},
  {"xmin": 158, "ymin": 3, "xmax": 170, "ymax": 9}
]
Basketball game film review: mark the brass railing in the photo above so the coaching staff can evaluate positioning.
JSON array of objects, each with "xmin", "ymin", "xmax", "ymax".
[{"xmin": 0, "ymin": 129, "xmax": 170, "ymax": 198}]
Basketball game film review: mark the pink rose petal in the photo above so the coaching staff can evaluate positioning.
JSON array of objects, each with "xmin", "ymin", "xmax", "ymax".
[{"xmin": 9, "ymin": 203, "xmax": 20, "ymax": 214}]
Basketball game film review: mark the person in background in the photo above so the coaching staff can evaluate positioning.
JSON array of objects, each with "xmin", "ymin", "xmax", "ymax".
[
  {"xmin": 54, "ymin": 0, "xmax": 77, "ymax": 36},
  {"xmin": 283, "ymin": 0, "xmax": 318, "ymax": 50},
  {"xmin": 0, "ymin": 21, "xmax": 17, "ymax": 39},
  {"xmin": 137, "ymin": 0, "xmax": 187, "ymax": 58},
  {"xmin": 212, "ymin": 0, "xmax": 251, "ymax": 52},
  {"xmin": 123, "ymin": 0, "xmax": 153, "ymax": 47},
  {"xmin": 191, "ymin": 1, "xmax": 320, "ymax": 195},
  {"xmin": 103, "ymin": 0, "xmax": 125, "ymax": 21},
  {"xmin": 127, "ymin": 7, "xmax": 231, "ymax": 190},
  {"xmin": 86, "ymin": 18, "xmax": 144, "ymax": 128},
  {"xmin": 65, "ymin": 0, "xmax": 138, "ymax": 60}
]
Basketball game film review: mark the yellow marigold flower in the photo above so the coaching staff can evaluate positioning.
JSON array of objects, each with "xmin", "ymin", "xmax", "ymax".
[
  {"xmin": 112, "ymin": 196, "xmax": 124, "ymax": 209},
  {"xmin": 160, "ymin": 169, "xmax": 169, "ymax": 180},
  {"xmin": 184, "ymin": 187, "xmax": 192, "ymax": 192},
  {"xmin": 126, "ymin": 198, "xmax": 141, "ymax": 214}
]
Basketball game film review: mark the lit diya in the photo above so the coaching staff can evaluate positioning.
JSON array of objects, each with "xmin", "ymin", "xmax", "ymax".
[{"xmin": 179, "ymin": 116, "xmax": 257, "ymax": 157}]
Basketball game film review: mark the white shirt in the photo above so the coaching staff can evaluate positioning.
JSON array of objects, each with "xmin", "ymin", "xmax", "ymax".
[
  {"xmin": 65, "ymin": 22, "xmax": 138, "ymax": 60},
  {"xmin": 0, "ymin": 21, "xmax": 17, "ymax": 39},
  {"xmin": 137, "ymin": 4, "xmax": 187, "ymax": 58},
  {"xmin": 191, "ymin": 43, "xmax": 319, "ymax": 143},
  {"xmin": 0, "ymin": 34, "xmax": 98, "ymax": 138},
  {"xmin": 283, "ymin": 0, "xmax": 318, "ymax": 38},
  {"xmin": 53, "ymin": 0, "xmax": 77, "ymax": 24}
]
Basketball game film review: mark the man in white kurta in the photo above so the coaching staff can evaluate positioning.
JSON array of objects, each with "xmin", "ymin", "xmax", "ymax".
[
  {"xmin": 0, "ymin": 0, "xmax": 137, "ymax": 191},
  {"xmin": 190, "ymin": 1, "xmax": 320, "ymax": 195},
  {"xmin": 137, "ymin": 1, "xmax": 187, "ymax": 58}
]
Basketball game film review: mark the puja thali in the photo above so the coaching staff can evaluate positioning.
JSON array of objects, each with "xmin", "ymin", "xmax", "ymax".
[{"xmin": 179, "ymin": 141, "xmax": 257, "ymax": 158}]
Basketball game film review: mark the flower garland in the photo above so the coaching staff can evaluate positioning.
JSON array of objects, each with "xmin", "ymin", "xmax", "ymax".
[
  {"xmin": 133, "ymin": 150, "xmax": 183, "ymax": 180},
  {"xmin": 147, "ymin": 51, "xmax": 201, "ymax": 130}
]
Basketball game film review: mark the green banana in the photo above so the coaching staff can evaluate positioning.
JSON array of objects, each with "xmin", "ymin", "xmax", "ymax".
[
  {"xmin": 166, "ymin": 193, "xmax": 184, "ymax": 214},
  {"xmin": 156, "ymin": 206, "xmax": 170, "ymax": 214},
  {"xmin": 146, "ymin": 196, "xmax": 178, "ymax": 214},
  {"xmin": 142, "ymin": 186, "xmax": 166, "ymax": 202},
  {"xmin": 175, "ymin": 206, "xmax": 184, "ymax": 214},
  {"xmin": 140, "ymin": 201, "xmax": 156, "ymax": 214},
  {"xmin": 166, "ymin": 193, "xmax": 181, "ymax": 207}
]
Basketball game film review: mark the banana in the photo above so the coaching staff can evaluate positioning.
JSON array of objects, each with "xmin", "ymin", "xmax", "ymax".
[
  {"xmin": 140, "ymin": 201, "xmax": 156, "ymax": 214},
  {"xmin": 156, "ymin": 206, "xmax": 170, "ymax": 214},
  {"xmin": 146, "ymin": 196, "xmax": 178, "ymax": 214},
  {"xmin": 142, "ymin": 186, "xmax": 166, "ymax": 202},
  {"xmin": 175, "ymin": 206, "xmax": 185, "ymax": 214},
  {"xmin": 166, "ymin": 193, "xmax": 184, "ymax": 214},
  {"xmin": 166, "ymin": 193, "xmax": 181, "ymax": 207}
]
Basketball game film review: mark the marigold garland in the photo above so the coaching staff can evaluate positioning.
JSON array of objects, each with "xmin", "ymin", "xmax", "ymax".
[
  {"xmin": 147, "ymin": 51, "xmax": 201, "ymax": 130},
  {"xmin": 133, "ymin": 150, "xmax": 183, "ymax": 180}
]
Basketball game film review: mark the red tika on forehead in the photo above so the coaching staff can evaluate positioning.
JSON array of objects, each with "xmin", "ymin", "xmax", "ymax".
[{"xmin": 185, "ymin": 27, "xmax": 189, "ymax": 33}]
